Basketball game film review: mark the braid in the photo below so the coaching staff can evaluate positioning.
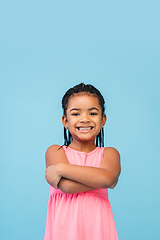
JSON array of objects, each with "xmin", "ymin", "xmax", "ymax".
[
  {"xmin": 64, "ymin": 128, "xmax": 73, "ymax": 146},
  {"xmin": 62, "ymin": 83, "xmax": 105, "ymax": 147}
]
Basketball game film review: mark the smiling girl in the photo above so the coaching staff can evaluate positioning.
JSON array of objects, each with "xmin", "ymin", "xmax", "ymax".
[{"xmin": 44, "ymin": 83, "xmax": 121, "ymax": 240}]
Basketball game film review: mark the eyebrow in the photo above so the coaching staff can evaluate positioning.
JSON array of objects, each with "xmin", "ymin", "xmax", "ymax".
[
  {"xmin": 70, "ymin": 107, "xmax": 99, "ymax": 112},
  {"xmin": 70, "ymin": 108, "xmax": 81, "ymax": 112},
  {"xmin": 88, "ymin": 107, "xmax": 99, "ymax": 111}
]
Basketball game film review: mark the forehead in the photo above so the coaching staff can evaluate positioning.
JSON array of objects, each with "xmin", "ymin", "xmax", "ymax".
[{"xmin": 67, "ymin": 93, "xmax": 101, "ymax": 109}]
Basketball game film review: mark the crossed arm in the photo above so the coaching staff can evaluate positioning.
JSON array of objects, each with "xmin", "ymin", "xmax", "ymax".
[{"xmin": 45, "ymin": 145, "xmax": 121, "ymax": 194}]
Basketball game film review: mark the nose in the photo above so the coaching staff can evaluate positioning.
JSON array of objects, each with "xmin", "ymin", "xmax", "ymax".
[{"xmin": 80, "ymin": 114, "xmax": 90, "ymax": 123}]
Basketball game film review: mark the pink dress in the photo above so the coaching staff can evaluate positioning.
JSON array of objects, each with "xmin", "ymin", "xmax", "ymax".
[{"xmin": 44, "ymin": 146, "xmax": 118, "ymax": 240}]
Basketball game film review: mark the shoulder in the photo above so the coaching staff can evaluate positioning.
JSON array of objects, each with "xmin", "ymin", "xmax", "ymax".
[
  {"xmin": 103, "ymin": 147, "xmax": 120, "ymax": 159},
  {"xmin": 46, "ymin": 144, "xmax": 62, "ymax": 154},
  {"xmin": 100, "ymin": 147, "xmax": 121, "ymax": 173},
  {"xmin": 45, "ymin": 145, "xmax": 68, "ymax": 167}
]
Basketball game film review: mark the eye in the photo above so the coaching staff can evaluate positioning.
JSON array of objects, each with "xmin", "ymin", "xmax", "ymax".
[
  {"xmin": 71, "ymin": 113, "xmax": 80, "ymax": 116},
  {"xmin": 90, "ymin": 112, "xmax": 98, "ymax": 116}
]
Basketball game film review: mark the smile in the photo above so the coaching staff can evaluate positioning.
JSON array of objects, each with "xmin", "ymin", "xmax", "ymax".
[{"xmin": 77, "ymin": 126, "xmax": 93, "ymax": 132}]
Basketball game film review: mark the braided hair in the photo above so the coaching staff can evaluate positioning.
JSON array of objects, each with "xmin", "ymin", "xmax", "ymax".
[{"xmin": 62, "ymin": 83, "xmax": 105, "ymax": 147}]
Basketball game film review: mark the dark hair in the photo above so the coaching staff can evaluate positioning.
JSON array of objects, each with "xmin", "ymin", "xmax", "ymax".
[{"xmin": 62, "ymin": 83, "xmax": 105, "ymax": 147}]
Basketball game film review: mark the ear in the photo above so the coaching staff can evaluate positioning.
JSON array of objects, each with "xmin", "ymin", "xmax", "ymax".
[
  {"xmin": 101, "ymin": 114, "xmax": 107, "ymax": 128},
  {"xmin": 62, "ymin": 115, "xmax": 68, "ymax": 129}
]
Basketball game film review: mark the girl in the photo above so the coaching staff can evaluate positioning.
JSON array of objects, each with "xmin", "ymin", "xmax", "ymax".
[{"xmin": 44, "ymin": 83, "xmax": 121, "ymax": 240}]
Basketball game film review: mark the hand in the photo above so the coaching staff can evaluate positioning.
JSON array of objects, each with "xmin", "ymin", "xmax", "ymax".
[{"xmin": 45, "ymin": 165, "xmax": 62, "ymax": 189}]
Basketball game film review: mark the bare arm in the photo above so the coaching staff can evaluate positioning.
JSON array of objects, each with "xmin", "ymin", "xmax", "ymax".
[
  {"xmin": 46, "ymin": 147, "xmax": 121, "ymax": 189},
  {"xmin": 58, "ymin": 178, "xmax": 96, "ymax": 194},
  {"xmin": 45, "ymin": 145, "xmax": 97, "ymax": 193},
  {"xmin": 109, "ymin": 178, "xmax": 119, "ymax": 189}
]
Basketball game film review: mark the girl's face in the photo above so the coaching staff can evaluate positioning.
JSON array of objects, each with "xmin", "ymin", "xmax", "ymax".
[{"xmin": 62, "ymin": 94, "xmax": 106, "ymax": 144}]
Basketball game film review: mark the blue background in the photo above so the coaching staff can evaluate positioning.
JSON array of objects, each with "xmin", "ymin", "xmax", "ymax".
[{"xmin": 0, "ymin": 1, "xmax": 160, "ymax": 239}]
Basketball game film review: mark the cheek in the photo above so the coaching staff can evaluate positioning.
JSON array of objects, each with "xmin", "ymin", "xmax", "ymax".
[{"xmin": 68, "ymin": 118, "xmax": 76, "ymax": 126}]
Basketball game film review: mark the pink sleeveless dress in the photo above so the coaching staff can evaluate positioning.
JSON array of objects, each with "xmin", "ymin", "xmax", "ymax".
[{"xmin": 44, "ymin": 146, "xmax": 118, "ymax": 240}]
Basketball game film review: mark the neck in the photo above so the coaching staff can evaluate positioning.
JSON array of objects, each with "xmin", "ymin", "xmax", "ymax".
[{"xmin": 68, "ymin": 139, "xmax": 97, "ymax": 153}]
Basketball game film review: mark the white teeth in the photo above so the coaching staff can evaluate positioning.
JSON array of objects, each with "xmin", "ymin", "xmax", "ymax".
[{"xmin": 79, "ymin": 127, "xmax": 92, "ymax": 130}]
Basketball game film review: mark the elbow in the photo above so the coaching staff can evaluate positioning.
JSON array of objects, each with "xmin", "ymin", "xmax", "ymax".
[
  {"xmin": 109, "ymin": 178, "xmax": 119, "ymax": 189},
  {"xmin": 103, "ymin": 168, "xmax": 121, "ymax": 189},
  {"xmin": 99, "ymin": 177, "xmax": 112, "ymax": 189},
  {"xmin": 101, "ymin": 173, "xmax": 118, "ymax": 189},
  {"xmin": 102, "ymin": 180, "xmax": 114, "ymax": 189}
]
